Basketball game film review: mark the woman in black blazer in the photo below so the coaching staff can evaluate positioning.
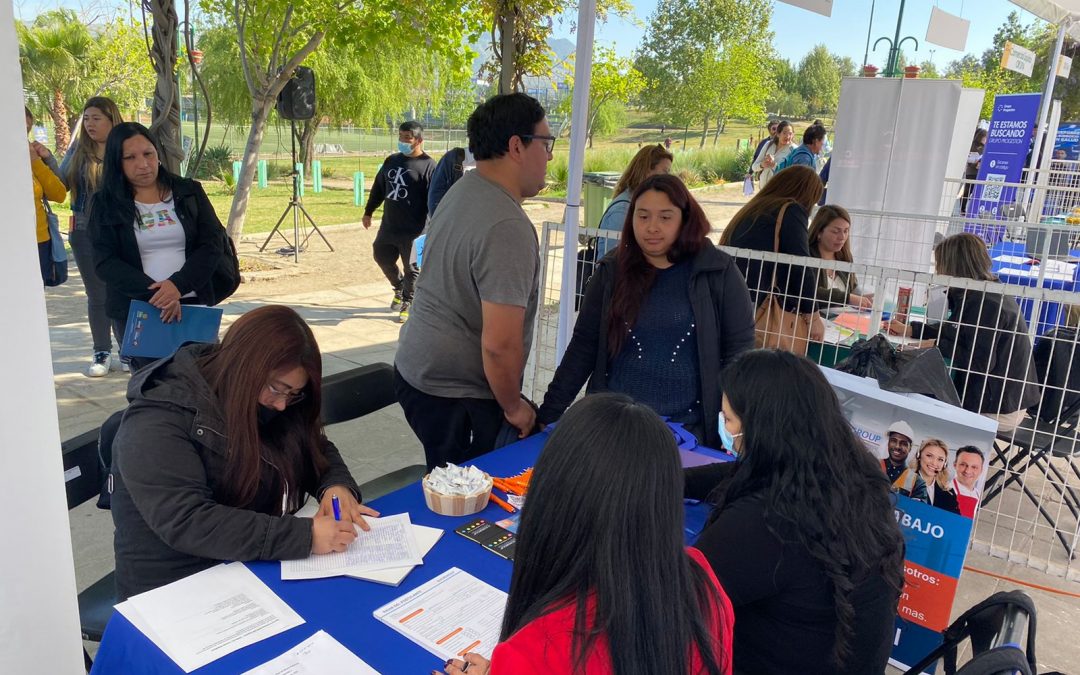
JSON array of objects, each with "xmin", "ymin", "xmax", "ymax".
[{"xmin": 910, "ymin": 439, "xmax": 961, "ymax": 515}]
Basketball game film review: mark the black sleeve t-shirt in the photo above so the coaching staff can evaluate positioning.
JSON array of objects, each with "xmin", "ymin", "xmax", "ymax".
[{"xmin": 365, "ymin": 152, "xmax": 437, "ymax": 236}]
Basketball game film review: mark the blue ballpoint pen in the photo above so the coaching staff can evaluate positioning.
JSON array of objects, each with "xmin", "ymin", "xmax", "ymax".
[{"xmin": 331, "ymin": 494, "xmax": 341, "ymax": 521}]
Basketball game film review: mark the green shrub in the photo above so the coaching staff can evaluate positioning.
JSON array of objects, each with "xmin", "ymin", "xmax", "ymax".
[{"xmin": 194, "ymin": 144, "xmax": 233, "ymax": 180}]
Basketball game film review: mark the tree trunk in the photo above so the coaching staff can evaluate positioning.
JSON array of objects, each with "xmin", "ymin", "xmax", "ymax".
[
  {"xmin": 299, "ymin": 117, "xmax": 320, "ymax": 175},
  {"xmin": 498, "ymin": 4, "xmax": 515, "ymax": 94},
  {"xmin": 712, "ymin": 117, "xmax": 722, "ymax": 146},
  {"xmin": 148, "ymin": 0, "xmax": 183, "ymax": 173},
  {"xmin": 227, "ymin": 101, "xmax": 273, "ymax": 241},
  {"xmin": 50, "ymin": 90, "xmax": 70, "ymax": 156},
  {"xmin": 699, "ymin": 115, "xmax": 710, "ymax": 148}
]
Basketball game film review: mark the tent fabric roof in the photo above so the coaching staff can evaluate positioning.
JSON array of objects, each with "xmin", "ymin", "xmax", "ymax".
[{"xmin": 1010, "ymin": 0, "xmax": 1080, "ymax": 38}]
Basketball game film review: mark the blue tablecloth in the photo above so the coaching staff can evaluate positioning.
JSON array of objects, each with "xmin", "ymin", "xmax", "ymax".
[
  {"xmin": 89, "ymin": 431, "xmax": 728, "ymax": 674},
  {"xmin": 988, "ymin": 242, "xmax": 1080, "ymax": 334}
]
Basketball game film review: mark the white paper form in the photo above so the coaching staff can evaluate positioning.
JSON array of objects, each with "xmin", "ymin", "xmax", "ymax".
[
  {"xmin": 281, "ymin": 513, "xmax": 422, "ymax": 580},
  {"xmin": 240, "ymin": 630, "xmax": 380, "ymax": 675},
  {"xmin": 116, "ymin": 562, "xmax": 305, "ymax": 673},
  {"xmin": 347, "ymin": 525, "xmax": 443, "ymax": 586},
  {"xmin": 373, "ymin": 567, "xmax": 506, "ymax": 661}
]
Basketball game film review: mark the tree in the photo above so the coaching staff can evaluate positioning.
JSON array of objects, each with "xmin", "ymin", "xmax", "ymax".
[
  {"xmin": 17, "ymin": 10, "xmax": 93, "ymax": 154},
  {"xmin": 559, "ymin": 46, "xmax": 644, "ymax": 147},
  {"xmin": 918, "ymin": 59, "xmax": 940, "ymax": 78},
  {"xmin": 636, "ymin": 0, "xmax": 773, "ymax": 143},
  {"xmin": 200, "ymin": 0, "xmax": 482, "ymax": 240},
  {"xmin": 147, "ymin": 0, "xmax": 183, "ymax": 173},
  {"xmin": 797, "ymin": 44, "xmax": 841, "ymax": 115},
  {"xmin": 481, "ymin": 0, "xmax": 632, "ymax": 94}
]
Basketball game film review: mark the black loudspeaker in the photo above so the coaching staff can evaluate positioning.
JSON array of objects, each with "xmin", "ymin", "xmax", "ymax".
[{"xmin": 276, "ymin": 66, "xmax": 316, "ymax": 120}]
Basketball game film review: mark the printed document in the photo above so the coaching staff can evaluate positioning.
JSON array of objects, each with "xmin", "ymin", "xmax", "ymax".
[
  {"xmin": 347, "ymin": 524, "xmax": 443, "ymax": 586},
  {"xmin": 281, "ymin": 513, "xmax": 422, "ymax": 580},
  {"xmin": 373, "ymin": 567, "xmax": 506, "ymax": 660},
  {"xmin": 116, "ymin": 562, "xmax": 304, "ymax": 673},
  {"xmin": 240, "ymin": 630, "xmax": 380, "ymax": 675}
]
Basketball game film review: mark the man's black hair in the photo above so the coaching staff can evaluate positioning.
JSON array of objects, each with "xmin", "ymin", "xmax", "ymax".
[
  {"xmin": 399, "ymin": 120, "xmax": 423, "ymax": 139},
  {"xmin": 803, "ymin": 124, "xmax": 827, "ymax": 145},
  {"xmin": 956, "ymin": 445, "xmax": 985, "ymax": 461},
  {"xmin": 467, "ymin": 93, "xmax": 546, "ymax": 160}
]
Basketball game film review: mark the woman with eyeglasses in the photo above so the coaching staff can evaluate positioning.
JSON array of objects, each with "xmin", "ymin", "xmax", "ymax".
[{"xmin": 110, "ymin": 305, "xmax": 378, "ymax": 600}]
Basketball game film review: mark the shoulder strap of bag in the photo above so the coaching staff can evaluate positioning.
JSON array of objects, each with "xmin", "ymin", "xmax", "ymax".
[{"xmin": 764, "ymin": 202, "xmax": 791, "ymax": 293}]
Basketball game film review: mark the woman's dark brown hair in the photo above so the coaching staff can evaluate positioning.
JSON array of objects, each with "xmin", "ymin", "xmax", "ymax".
[
  {"xmin": 608, "ymin": 174, "xmax": 711, "ymax": 355},
  {"xmin": 719, "ymin": 165, "xmax": 823, "ymax": 245},
  {"xmin": 198, "ymin": 305, "xmax": 328, "ymax": 508}
]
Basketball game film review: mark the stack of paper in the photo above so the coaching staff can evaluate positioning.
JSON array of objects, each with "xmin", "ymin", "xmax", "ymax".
[
  {"xmin": 116, "ymin": 562, "xmax": 305, "ymax": 673},
  {"xmin": 373, "ymin": 567, "xmax": 507, "ymax": 661},
  {"xmin": 241, "ymin": 630, "xmax": 380, "ymax": 675},
  {"xmin": 286, "ymin": 505, "xmax": 442, "ymax": 585}
]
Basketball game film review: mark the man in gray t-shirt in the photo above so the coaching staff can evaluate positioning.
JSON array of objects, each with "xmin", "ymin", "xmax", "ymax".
[{"xmin": 395, "ymin": 93, "xmax": 553, "ymax": 469}]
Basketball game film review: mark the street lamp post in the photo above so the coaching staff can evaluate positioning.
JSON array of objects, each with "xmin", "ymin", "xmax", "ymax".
[{"xmin": 873, "ymin": 0, "xmax": 919, "ymax": 77}]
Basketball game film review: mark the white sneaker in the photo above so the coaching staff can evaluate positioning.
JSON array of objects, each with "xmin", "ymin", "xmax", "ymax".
[
  {"xmin": 87, "ymin": 352, "xmax": 111, "ymax": 378},
  {"xmin": 121, "ymin": 360, "xmax": 130, "ymax": 373}
]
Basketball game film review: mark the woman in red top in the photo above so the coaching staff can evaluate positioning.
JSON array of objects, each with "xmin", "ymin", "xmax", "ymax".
[{"xmin": 442, "ymin": 393, "xmax": 733, "ymax": 675}]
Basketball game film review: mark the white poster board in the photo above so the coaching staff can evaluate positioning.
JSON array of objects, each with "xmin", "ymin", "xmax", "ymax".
[{"xmin": 926, "ymin": 7, "xmax": 971, "ymax": 52}]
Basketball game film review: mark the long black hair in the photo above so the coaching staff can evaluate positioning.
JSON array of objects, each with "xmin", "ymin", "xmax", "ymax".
[
  {"xmin": 501, "ymin": 393, "xmax": 725, "ymax": 675},
  {"xmin": 94, "ymin": 122, "xmax": 175, "ymax": 221},
  {"xmin": 710, "ymin": 350, "xmax": 905, "ymax": 667}
]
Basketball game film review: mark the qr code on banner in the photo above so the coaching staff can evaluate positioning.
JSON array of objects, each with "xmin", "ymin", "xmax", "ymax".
[{"xmin": 982, "ymin": 173, "xmax": 1006, "ymax": 202}]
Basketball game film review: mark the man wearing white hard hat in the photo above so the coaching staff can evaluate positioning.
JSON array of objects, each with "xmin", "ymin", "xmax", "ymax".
[{"xmin": 879, "ymin": 421, "xmax": 929, "ymax": 503}]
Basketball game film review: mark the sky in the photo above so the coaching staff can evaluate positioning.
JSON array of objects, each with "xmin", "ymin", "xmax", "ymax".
[
  {"xmin": 14, "ymin": 0, "xmax": 1050, "ymax": 72},
  {"xmin": 558, "ymin": 0, "xmax": 1046, "ymax": 71}
]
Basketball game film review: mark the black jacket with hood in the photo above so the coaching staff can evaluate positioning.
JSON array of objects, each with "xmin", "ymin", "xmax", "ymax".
[
  {"xmin": 111, "ymin": 344, "xmax": 361, "ymax": 600},
  {"xmin": 537, "ymin": 241, "xmax": 756, "ymax": 448}
]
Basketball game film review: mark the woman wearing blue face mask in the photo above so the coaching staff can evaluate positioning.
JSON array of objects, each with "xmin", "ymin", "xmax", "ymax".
[
  {"xmin": 684, "ymin": 349, "xmax": 905, "ymax": 675},
  {"xmin": 109, "ymin": 305, "xmax": 379, "ymax": 600}
]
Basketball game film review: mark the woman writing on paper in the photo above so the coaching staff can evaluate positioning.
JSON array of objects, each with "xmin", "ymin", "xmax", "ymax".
[
  {"xmin": 686, "ymin": 350, "xmax": 905, "ymax": 675},
  {"xmin": 89, "ymin": 122, "xmax": 230, "ymax": 370},
  {"xmin": 537, "ymin": 175, "xmax": 755, "ymax": 448},
  {"xmin": 111, "ymin": 305, "xmax": 378, "ymax": 600},
  {"xmin": 443, "ymin": 393, "xmax": 733, "ymax": 675},
  {"xmin": 807, "ymin": 205, "xmax": 873, "ymax": 311}
]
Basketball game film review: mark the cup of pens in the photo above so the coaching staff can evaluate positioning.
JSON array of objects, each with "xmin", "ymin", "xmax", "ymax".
[{"xmin": 422, "ymin": 464, "xmax": 493, "ymax": 516}]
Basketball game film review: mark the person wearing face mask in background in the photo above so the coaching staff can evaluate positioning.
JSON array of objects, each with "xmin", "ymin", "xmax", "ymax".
[
  {"xmin": 109, "ymin": 305, "xmax": 377, "ymax": 601},
  {"xmin": 685, "ymin": 350, "xmax": 905, "ymax": 675},
  {"xmin": 363, "ymin": 121, "xmax": 436, "ymax": 323}
]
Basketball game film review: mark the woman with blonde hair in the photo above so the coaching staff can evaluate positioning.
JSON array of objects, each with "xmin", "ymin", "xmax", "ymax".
[
  {"xmin": 720, "ymin": 165, "xmax": 824, "ymax": 347},
  {"xmin": 595, "ymin": 144, "xmax": 674, "ymax": 255},
  {"xmin": 808, "ymin": 204, "xmax": 873, "ymax": 310},
  {"xmin": 59, "ymin": 96, "xmax": 124, "ymax": 376},
  {"xmin": 889, "ymin": 233, "xmax": 1041, "ymax": 431},
  {"xmin": 909, "ymin": 439, "xmax": 960, "ymax": 514}
]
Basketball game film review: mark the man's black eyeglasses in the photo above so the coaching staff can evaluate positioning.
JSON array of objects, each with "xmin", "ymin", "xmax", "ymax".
[{"xmin": 521, "ymin": 134, "xmax": 556, "ymax": 153}]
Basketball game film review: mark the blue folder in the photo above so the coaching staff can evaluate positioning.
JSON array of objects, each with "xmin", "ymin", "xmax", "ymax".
[{"xmin": 120, "ymin": 300, "xmax": 223, "ymax": 359}]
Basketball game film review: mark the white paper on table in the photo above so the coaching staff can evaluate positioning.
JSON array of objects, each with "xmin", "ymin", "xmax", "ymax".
[
  {"xmin": 240, "ymin": 630, "xmax": 380, "ymax": 675},
  {"xmin": 992, "ymin": 254, "xmax": 1031, "ymax": 264},
  {"xmin": 998, "ymin": 267, "xmax": 1074, "ymax": 281},
  {"xmin": 1044, "ymin": 259, "xmax": 1077, "ymax": 275},
  {"xmin": 281, "ymin": 513, "xmax": 422, "ymax": 580},
  {"xmin": 347, "ymin": 525, "xmax": 443, "ymax": 586},
  {"xmin": 373, "ymin": 567, "xmax": 506, "ymax": 661},
  {"xmin": 116, "ymin": 562, "xmax": 305, "ymax": 673}
]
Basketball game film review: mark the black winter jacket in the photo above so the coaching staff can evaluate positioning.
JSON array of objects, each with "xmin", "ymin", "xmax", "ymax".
[
  {"xmin": 910, "ymin": 288, "xmax": 1041, "ymax": 415},
  {"xmin": 111, "ymin": 344, "xmax": 361, "ymax": 600},
  {"xmin": 537, "ymin": 242, "xmax": 756, "ymax": 448},
  {"xmin": 90, "ymin": 177, "xmax": 227, "ymax": 320}
]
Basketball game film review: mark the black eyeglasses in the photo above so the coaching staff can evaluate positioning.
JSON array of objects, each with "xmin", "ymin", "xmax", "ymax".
[
  {"xmin": 266, "ymin": 382, "xmax": 307, "ymax": 406},
  {"xmin": 521, "ymin": 134, "xmax": 556, "ymax": 154}
]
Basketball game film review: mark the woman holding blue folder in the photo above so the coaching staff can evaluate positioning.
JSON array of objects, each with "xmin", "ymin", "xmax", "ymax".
[
  {"xmin": 89, "ymin": 122, "xmax": 236, "ymax": 371},
  {"xmin": 110, "ymin": 305, "xmax": 377, "ymax": 600}
]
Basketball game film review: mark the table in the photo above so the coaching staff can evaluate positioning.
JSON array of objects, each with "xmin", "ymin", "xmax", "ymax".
[
  {"xmin": 989, "ymin": 241, "xmax": 1080, "ymax": 334},
  {"xmin": 89, "ymin": 430, "xmax": 728, "ymax": 674}
]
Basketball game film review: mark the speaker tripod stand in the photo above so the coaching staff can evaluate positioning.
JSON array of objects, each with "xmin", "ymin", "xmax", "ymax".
[{"xmin": 259, "ymin": 119, "xmax": 333, "ymax": 262}]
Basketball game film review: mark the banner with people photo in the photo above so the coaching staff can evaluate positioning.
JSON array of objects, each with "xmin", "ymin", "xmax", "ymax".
[{"xmin": 822, "ymin": 368, "xmax": 998, "ymax": 672}]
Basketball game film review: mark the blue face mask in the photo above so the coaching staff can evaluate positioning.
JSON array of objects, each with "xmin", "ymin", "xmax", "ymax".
[
  {"xmin": 398, "ymin": 140, "xmax": 414, "ymax": 154},
  {"xmin": 718, "ymin": 412, "xmax": 743, "ymax": 457}
]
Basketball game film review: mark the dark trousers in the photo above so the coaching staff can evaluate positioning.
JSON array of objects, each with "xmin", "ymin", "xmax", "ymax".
[
  {"xmin": 373, "ymin": 230, "xmax": 418, "ymax": 301},
  {"xmin": 394, "ymin": 366, "xmax": 504, "ymax": 470},
  {"xmin": 37, "ymin": 240, "xmax": 51, "ymax": 285},
  {"xmin": 71, "ymin": 227, "xmax": 120, "ymax": 353}
]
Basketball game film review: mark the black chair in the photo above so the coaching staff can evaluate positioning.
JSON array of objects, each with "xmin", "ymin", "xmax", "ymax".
[
  {"xmin": 903, "ymin": 591, "xmax": 1038, "ymax": 675},
  {"xmin": 320, "ymin": 363, "xmax": 426, "ymax": 499},
  {"xmin": 63, "ymin": 410, "xmax": 124, "ymax": 672}
]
